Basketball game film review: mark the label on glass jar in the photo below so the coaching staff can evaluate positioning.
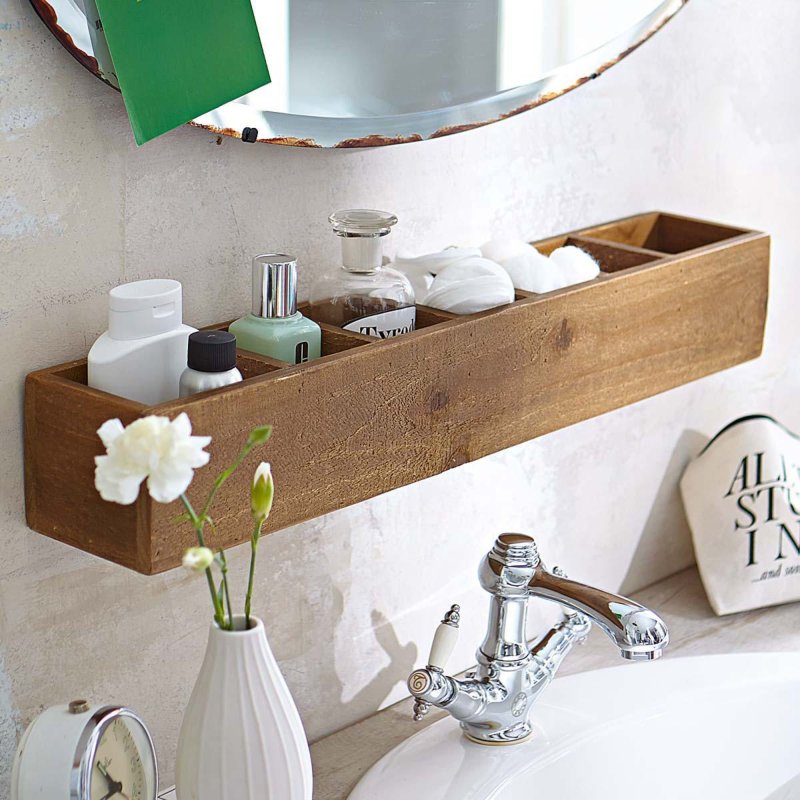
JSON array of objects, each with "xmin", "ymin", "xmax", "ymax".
[{"xmin": 343, "ymin": 306, "xmax": 416, "ymax": 339}]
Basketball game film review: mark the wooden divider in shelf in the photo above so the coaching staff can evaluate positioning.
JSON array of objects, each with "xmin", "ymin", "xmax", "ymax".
[{"xmin": 24, "ymin": 212, "xmax": 770, "ymax": 573}]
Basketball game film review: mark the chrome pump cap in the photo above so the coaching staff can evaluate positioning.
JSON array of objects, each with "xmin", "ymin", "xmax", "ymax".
[{"xmin": 252, "ymin": 254, "xmax": 298, "ymax": 318}]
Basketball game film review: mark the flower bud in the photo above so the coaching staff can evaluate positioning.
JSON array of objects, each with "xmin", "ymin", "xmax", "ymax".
[
  {"xmin": 251, "ymin": 462, "xmax": 274, "ymax": 523},
  {"xmin": 182, "ymin": 546, "xmax": 214, "ymax": 572}
]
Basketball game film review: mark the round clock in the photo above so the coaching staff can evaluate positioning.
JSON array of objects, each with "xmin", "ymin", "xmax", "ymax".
[{"xmin": 11, "ymin": 700, "xmax": 158, "ymax": 800}]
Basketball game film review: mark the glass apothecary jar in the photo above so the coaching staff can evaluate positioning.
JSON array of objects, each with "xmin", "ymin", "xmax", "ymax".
[{"xmin": 308, "ymin": 209, "xmax": 416, "ymax": 339}]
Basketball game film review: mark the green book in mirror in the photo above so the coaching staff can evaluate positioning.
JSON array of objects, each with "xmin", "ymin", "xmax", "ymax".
[{"xmin": 94, "ymin": 0, "xmax": 270, "ymax": 145}]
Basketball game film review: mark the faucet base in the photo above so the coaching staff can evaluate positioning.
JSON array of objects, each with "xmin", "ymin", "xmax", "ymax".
[{"xmin": 461, "ymin": 720, "xmax": 533, "ymax": 746}]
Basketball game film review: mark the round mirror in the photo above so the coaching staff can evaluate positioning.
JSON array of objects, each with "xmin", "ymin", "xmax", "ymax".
[{"xmin": 31, "ymin": 0, "xmax": 686, "ymax": 147}]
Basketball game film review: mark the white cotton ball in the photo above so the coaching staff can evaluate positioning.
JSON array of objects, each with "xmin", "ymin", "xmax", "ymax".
[
  {"xmin": 480, "ymin": 238, "xmax": 531, "ymax": 264},
  {"xmin": 549, "ymin": 246, "xmax": 600, "ymax": 285},
  {"xmin": 500, "ymin": 247, "xmax": 559, "ymax": 293}
]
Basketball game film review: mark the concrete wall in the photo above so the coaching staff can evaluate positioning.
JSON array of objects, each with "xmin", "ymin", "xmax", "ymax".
[{"xmin": 1, "ymin": 0, "xmax": 797, "ymax": 791}]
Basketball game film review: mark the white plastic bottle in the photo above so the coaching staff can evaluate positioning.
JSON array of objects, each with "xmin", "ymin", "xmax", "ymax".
[{"xmin": 88, "ymin": 279, "xmax": 196, "ymax": 404}]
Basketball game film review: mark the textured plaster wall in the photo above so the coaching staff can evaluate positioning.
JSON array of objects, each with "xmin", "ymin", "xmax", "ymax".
[{"xmin": 0, "ymin": 0, "xmax": 798, "ymax": 792}]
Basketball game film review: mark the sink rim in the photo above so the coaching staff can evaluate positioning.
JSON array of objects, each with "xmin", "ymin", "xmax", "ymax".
[{"xmin": 348, "ymin": 652, "xmax": 800, "ymax": 800}]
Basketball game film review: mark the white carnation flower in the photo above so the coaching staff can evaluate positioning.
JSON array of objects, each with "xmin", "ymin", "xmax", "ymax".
[{"xmin": 94, "ymin": 412, "xmax": 211, "ymax": 505}]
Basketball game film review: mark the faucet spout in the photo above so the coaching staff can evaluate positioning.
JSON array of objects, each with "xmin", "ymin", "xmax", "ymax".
[{"xmin": 527, "ymin": 568, "xmax": 669, "ymax": 661}]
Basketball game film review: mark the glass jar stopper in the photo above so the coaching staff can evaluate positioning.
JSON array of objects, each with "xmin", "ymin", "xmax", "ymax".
[{"xmin": 329, "ymin": 209, "xmax": 398, "ymax": 238}]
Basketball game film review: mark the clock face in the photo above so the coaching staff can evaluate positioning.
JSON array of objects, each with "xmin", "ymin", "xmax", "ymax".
[{"xmin": 90, "ymin": 715, "xmax": 155, "ymax": 800}]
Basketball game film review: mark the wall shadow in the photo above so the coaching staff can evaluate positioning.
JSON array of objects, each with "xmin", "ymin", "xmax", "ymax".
[
  {"xmin": 318, "ymin": 586, "xmax": 418, "ymax": 737},
  {"xmin": 620, "ymin": 428, "xmax": 709, "ymax": 593}
]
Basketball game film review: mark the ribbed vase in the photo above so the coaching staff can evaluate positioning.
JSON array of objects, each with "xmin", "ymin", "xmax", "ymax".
[{"xmin": 175, "ymin": 616, "xmax": 313, "ymax": 800}]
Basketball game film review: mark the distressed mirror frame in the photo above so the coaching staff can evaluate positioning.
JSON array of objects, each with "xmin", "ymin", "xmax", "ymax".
[{"xmin": 30, "ymin": 0, "xmax": 686, "ymax": 147}]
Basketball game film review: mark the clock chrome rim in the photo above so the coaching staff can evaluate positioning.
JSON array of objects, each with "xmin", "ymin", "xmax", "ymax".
[{"xmin": 70, "ymin": 705, "xmax": 158, "ymax": 800}]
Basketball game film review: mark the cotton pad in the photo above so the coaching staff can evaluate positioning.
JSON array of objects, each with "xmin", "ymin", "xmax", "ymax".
[
  {"xmin": 393, "ymin": 247, "xmax": 482, "ymax": 278},
  {"xmin": 424, "ymin": 275, "xmax": 515, "ymax": 314},
  {"xmin": 423, "ymin": 256, "xmax": 515, "ymax": 313},
  {"xmin": 429, "ymin": 255, "xmax": 510, "ymax": 287}
]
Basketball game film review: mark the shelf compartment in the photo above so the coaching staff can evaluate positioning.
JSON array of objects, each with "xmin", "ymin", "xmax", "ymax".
[
  {"xmin": 577, "ymin": 211, "xmax": 750, "ymax": 254},
  {"xmin": 24, "ymin": 212, "xmax": 770, "ymax": 573},
  {"xmin": 537, "ymin": 236, "xmax": 663, "ymax": 275}
]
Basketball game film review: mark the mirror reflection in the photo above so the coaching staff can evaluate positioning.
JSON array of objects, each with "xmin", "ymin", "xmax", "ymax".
[
  {"xmin": 35, "ymin": 0, "xmax": 684, "ymax": 145},
  {"xmin": 245, "ymin": 0, "xmax": 670, "ymax": 117}
]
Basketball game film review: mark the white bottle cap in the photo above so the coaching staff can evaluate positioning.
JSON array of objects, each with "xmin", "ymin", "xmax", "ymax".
[{"xmin": 107, "ymin": 279, "xmax": 184, "ymax": 341}]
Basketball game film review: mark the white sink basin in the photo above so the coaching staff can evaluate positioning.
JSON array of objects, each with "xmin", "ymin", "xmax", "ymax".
[{"xmin": 348, "ymin": 654, "xmax": 800, "ymax": 800}]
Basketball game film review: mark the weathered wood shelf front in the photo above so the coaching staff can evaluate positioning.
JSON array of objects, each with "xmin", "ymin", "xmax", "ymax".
[{"xmin": 25, "ymin": 212, "xmax": 770, "ymax": 573}]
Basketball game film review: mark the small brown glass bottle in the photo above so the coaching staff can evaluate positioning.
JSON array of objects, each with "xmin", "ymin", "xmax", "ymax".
[{"xmin": 308, "ymin": 210, "xmax": 416, "ymax": 339}]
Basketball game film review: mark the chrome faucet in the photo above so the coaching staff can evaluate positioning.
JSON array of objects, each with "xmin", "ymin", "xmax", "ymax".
[{"xmin": 407, "ymin": 533, "xmax": 669, "ymax": 745}]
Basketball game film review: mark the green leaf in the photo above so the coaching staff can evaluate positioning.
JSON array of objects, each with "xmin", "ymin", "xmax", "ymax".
[{"xmin": 246, "ymin": 425, "xmax": 273, "ymax": 448}]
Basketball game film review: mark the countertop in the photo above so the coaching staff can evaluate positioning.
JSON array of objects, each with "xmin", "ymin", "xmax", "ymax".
[{"xmin": 310, "ymin": 566, "xmax": 800, "ymax": 800}]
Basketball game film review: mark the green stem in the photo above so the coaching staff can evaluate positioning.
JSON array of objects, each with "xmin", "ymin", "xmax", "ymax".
[
  {"xmin": 214, "ymin": 530, "xmax": 234, "ymax": 628},
  {"xmin": 245, "ymin": 519, "xmax": 264, "ymax": 629},
  {"xmin": 179, "ymin": 426, "xmax": 271, "ymax": 631},
  {"xmin": 181, "ymin": 494, "xmax": 226, "ymax": 628},
  {"xmin": 198, "ymin": 440, "xmax": 259, "ymax": 524},
  {"xmin": 222, "ymin": 556, "xmax": 233, "ymax": 627}
]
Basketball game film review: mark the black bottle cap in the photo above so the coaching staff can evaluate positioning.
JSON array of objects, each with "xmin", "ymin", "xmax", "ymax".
[{"xmin": 187, "ymin": 331, "xmax": 238, "ymax": 373}]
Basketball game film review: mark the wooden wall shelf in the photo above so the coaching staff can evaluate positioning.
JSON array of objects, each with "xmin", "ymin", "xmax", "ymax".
[{"xmin": 24, "ymin": 212, "xmax": 770, "ymax": 573}]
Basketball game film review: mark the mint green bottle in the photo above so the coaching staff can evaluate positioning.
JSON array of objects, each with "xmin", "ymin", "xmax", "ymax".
[{"xmin": 229, "ymin": 254, "xmax": 321, "ymax": 365}]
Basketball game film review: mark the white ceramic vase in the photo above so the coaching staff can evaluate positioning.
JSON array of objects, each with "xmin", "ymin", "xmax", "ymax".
[{"xmin": 175, "ymin": 615, "xmax": 313, "ymax": 800}]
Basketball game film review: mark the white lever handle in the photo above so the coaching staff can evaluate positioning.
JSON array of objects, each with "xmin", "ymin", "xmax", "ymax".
[{"xmin": 427, "ymin": 604, "xmax": 460, "ymax": 670}]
